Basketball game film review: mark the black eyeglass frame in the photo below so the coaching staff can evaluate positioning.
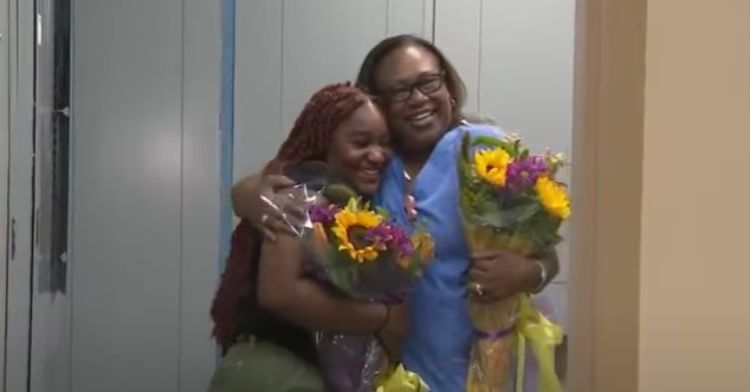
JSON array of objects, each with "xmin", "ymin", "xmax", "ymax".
[{"xmin": 378, "ymin": 71, "xmax": 446, "ymax": 103}]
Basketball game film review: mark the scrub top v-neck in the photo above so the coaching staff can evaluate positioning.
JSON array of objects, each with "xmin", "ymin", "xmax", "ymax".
[{"xmin": 376, "ymin": 122, "xmax": 505, "ymax": 391}]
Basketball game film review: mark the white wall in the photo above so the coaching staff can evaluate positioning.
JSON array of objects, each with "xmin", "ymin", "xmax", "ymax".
[{"xmin": 67, "ymin": 1, "xmax": 221, "ymax": 391}]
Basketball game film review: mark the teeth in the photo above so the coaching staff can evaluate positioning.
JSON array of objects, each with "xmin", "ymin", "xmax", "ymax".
[
  {"xmin": 409, "ymin": 110, "xmax": 433, "ymax": 122},
  {"xmin": 412, "ymin": 111, "xmax": 431, "ymax": 120}
]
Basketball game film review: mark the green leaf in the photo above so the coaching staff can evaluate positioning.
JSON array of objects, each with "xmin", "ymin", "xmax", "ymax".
[
  {"xmin": 470, "ymin": 135, "xmax": 504, "ymax": 148},
  {"xmin": 375, "ymin": 206, "xmax": 391, "ymax": 220},
  {"xmin": 515, "ymin": 210, "xmax": 564, "ymax": 250},
  {"xmin": 479, "ymin": 209, "xmax": 507, "ymax": 228},
  {"xmin": 460, "ymin": 133, "xmax": 472, "ymax": 160},
  {"xmin": 502, "ymin": 202, "xmax": 542, "ymax": 224},
  {"xmin": 324, "ymin": 183, "xmax": 358, "ymax": 206}
]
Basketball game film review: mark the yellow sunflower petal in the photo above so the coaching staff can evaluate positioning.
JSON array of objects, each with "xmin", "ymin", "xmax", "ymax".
[{"xmin": 535, "ymin": 176, "xmax": 571, "ymax": 219}]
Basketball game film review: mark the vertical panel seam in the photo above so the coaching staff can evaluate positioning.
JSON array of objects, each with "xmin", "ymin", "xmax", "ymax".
[
  {"xmin": 385, "ymin": 0, "xmax": 390, "ymax": 37},
  {"xmin": 1, "ymin": 0, "xmax": 10, "ymax": 381},
  {"xmin": 26, "ymin": 0, "xmax": 38, "ymax": 389},
  {"xmin": 431, "ymin": 0, "xmax": 436, "ymax": 42},
  {"xmin": 66, "ymin": 0, "xmax": 76, "ymax": 389},
  {"xmin": 279, "ymin": 0, "xmax": 285, "ymax": 134},
  {"xmin": 178, "ymin": 0, "xmax": 186, "ymax": 389},
  {"xmin": 477, "ymin": 0, "xmax": 483, "ymax": 113},
  {"xmin": 218, "ymin": 0, "xmax": 236, "ymax": 366},
  {"xmin": 219, "ymin": 0, "xmax": 235, "ymax": 268},
  {"xmin": 4, "ymin": 0, "xmax": 16, "ymax": 388}
]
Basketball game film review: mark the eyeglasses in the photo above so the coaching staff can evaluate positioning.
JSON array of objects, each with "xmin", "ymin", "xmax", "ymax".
[{"xmin": 380, "ymin": 72, "xmax": 445, "ymax": 103}]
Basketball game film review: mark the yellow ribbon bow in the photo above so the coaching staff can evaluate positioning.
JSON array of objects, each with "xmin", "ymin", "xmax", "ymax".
[
  {"xmin": 514, "ymin": 295, "xmax": 564, "ymax": 392},
  {"xmin": 376, "ymin": 363, "xmax": 431, "ymax": 392}
]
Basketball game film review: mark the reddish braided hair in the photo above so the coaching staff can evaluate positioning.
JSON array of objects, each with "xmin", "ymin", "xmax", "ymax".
[
  {"xmin": 211, "ymin": 83, "xmax": 372, "ymax": 351},
  {"xmin": 266, "ymin": 83, "xmax": 372, "ymax": 174}
]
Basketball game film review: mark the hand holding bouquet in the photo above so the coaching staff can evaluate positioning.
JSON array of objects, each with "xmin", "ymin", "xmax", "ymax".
[{"xmin": 457, "ymin": 132, "xmax": 569, "ymax": 392}]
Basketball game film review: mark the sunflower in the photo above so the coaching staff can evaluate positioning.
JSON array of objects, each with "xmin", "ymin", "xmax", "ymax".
[
  {"xmin": 474, "ymin": 147, "xmax": 512, "ymax": 187},
  {"xmin": 331, "ymin": 199, "xmax": 383, "ymax": 263},
  {"xmin": 535, "ymin": 176, "xmax": 571, "ymax": 219}
]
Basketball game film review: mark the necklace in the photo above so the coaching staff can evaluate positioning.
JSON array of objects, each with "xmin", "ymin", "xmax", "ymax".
[{"xmin": 403, "ymin": 170, "xmax": 418, "ymax": 222}]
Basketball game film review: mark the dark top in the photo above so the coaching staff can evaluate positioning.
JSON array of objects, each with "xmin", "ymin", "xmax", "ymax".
[{"xmin": 232, "ymin": 236, "xmax": 319, "ymax": 366}]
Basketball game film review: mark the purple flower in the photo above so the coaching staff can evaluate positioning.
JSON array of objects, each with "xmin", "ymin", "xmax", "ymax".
[
  {"xmin": 309, "ymin": 204, "xmax": 340, "ymax": 224},
  {"xmin": 366, "ymin": 224, "xmax": 414, "ymax": 257},
  {"xmin": 506, "ymin": 156, "xmax": 548, "ymax": 192}
]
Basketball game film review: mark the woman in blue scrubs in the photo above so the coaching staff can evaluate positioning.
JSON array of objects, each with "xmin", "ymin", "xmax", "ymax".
[{"xmin": 232, "ymin": 35, "xmax": 560, "ymax": 391}]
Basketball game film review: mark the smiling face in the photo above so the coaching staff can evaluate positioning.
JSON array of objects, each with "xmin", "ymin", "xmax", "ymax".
[
  {"xmin": 326, "ymin": 100, "xmax": 391, "ymax": 196},
  {"xmin": 374, "ymin": 45, "xmax": 454, "ymax": 157}
]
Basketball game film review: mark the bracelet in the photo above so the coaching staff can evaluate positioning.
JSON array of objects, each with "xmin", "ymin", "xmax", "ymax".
[
  {"xmin": 531, "ymin": 259, "xmax": 548, "ymax": 293},
  {"xmin": 375, "ymin": 303, "xmax": 391, "ymax": 335}
]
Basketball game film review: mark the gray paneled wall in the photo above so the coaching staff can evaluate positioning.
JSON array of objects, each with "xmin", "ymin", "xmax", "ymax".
[
  {"xmin": 69, "ymin": 0, "xmax": 220, "ymax": 391},
  {"xmin": 233, "ymin": 0, "xmax": 433, "ymax": 180}
]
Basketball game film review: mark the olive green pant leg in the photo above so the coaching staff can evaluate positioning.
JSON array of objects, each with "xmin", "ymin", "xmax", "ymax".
[{"xmin": 207, "ymin": 341, "xmax": 325, "ymax": 392}]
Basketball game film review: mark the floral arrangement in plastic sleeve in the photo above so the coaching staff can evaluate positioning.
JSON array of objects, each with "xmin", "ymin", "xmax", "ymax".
[
  {"xmin": 457, "ymin": 132, "xmax": 569, "ymax": 392},
  {"xmin": 303, "ymin": 183, "xmax": 434, "ymax": 392}
]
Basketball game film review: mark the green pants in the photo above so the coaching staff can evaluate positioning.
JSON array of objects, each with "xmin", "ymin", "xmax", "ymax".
[{"xmin": 207, "ymin": 339, "xmax": 325, "ymax": 392}]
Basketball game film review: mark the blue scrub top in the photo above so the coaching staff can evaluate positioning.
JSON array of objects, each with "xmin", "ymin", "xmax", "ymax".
[{"xmin": 376, "ymin": 122, "xmax": 505, "ymax": 391}]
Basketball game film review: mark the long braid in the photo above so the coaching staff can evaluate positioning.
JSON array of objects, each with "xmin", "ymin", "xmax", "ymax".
[{"xmin": 211, "ymin": 83, "xmax": 371, "ymax": 351}]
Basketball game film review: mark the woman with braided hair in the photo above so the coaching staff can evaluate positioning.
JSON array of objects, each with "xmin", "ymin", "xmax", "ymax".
[{"xmin": 208, "ymin": 83, "xmax": 405, "ymax": 392}]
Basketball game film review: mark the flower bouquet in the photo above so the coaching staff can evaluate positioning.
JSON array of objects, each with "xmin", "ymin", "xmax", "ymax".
[
  {"xmin": 457, "ymin": 132, "xmax": 569, "ymax": 392},
  {"xmin": 300, "ymin": 182, "xmax": 434, "ymax": 392}
]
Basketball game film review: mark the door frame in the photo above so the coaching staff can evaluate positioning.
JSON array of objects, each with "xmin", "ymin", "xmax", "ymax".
[{"xmin": 567, "ymin": 0, "xmax": 645, "ymax": 390}]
